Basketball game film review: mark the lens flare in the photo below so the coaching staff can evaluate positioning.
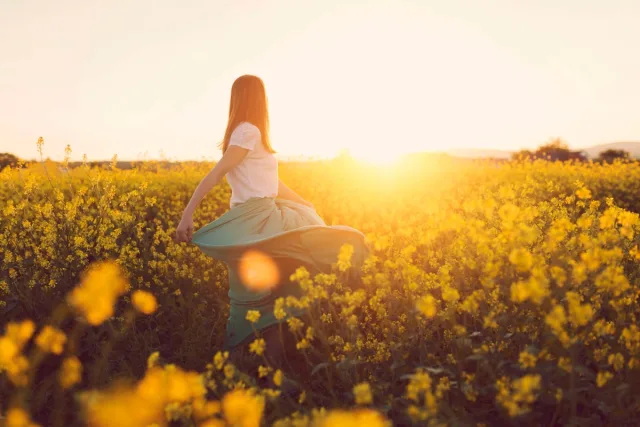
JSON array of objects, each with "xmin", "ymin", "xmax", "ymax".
[{"xmin": 238, "ymin": 250, "xmax": 280, "ymax": 291}]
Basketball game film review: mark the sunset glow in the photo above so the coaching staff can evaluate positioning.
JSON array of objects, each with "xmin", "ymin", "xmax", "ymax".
[{"xmin": 1, "ymin": 1, "xmax": 639, "ymax": 161}]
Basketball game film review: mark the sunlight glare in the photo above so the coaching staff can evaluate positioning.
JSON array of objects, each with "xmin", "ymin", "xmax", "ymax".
[
  {"xmin": 350, "ymin": 146, "xmax": 403, "ymax": 166},
  {"xmin": 238, "ymin": 249, "xmax": 280, "ymax": 291}
]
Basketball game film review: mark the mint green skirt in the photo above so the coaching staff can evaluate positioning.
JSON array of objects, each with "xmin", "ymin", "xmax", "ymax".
[{"xmin": 191, "ymin": 197, "xmax": 369, "ymax": 349}]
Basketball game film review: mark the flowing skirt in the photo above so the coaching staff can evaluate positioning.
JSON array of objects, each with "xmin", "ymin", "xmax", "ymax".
[{"xmin": 191, "ymin": 196, "xmax": 369, "ymax": 349}]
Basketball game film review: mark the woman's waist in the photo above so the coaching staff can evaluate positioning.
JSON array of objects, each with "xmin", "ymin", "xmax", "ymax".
[{"xmin": 230, "ymin": 195, "xmax": 277, "ymax": 209}]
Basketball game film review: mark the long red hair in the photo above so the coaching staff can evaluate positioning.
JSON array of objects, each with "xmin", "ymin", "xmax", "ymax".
[{"xmin": 219, "ymin": 75, "xmax": 275, "ymax": 153}]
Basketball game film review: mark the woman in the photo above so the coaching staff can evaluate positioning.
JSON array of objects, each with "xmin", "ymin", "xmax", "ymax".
[{"xmin": 175, "ymin": 75, "xmax": 368, "ymax": 373}]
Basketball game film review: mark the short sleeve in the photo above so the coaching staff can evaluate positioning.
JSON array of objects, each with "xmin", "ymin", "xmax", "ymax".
[{"xmin": 228, "ymin": 122, "xmax": 261, "ymax": 151}]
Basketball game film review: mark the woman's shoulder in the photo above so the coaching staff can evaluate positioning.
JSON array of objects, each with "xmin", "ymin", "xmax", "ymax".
[
  {"xmin": 229, "ymin": 122, "xmax": 262, "ymax": 151},
  {"xmin": 232, "ymin": 121, "xmax": 261, "ymax": 137}
]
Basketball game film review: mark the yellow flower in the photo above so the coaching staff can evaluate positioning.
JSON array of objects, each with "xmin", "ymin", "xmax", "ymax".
[
  {"xmin": 131, "ymin": 290, "xmax": 158, "ymax": 314},
  {"xmin": 608, "ymin": 353, "xmax": 625, "ymax": 372},
  {"xmin": 147, "ymin": 351, "xmax": 160, "ymax": 368},
  {"xmin": 0, "ymin": 322, "xmax": 32, "ymax": 387},
  {"xmin": 353, "ymin": 382, "xmax": 373, "ymax": 405},
  {"xmin": 416, "ymin": 294, "xmax": 437, "ymax": 318},
  {"xmin": 287, "ymin": 317, "xmax": 304, "ymax": 333},
  {"xmin": 575, "ymin": 187, "xmax": 592, "ymax": 199},
  {"xmin": 596, "ymin": 371, "xmax": 613, "ymax": 387},
  {"xmin": 199, "ymin": 418, "xmax": 226, "ymax": 427},
  {"xmin": 221, "ymin": 389, "xmax": 265, "ymax": 427},
  {"xmin": 545, "ymin": 305, "xmax": 566, "ymax": 331},
  {"xmin": 258, "ymin": 365, "xmax": 272, "ymax": 378},
  {"xmin": 0, "ymin": 337, "xmax": 18, "ymax": 364},
  {"xmin": 441, "ymin": 287, "xmax": 460, "ymax": 302},
  {"xmin": 518, "ymin": 351, "xmax": 537, "ymax": 369},
  {"xmin": 249, "ymin": 338, "xmax": 266, "ymax": 356},
  {"xmin": 35, "ymin": 325, "xmax": 67, "ymax": 355},
  {"xmin": 59, "ymin": 356, "xmax": 82, "ymax": 389},
  {"xmin": 246, "ymin": 310, "xmax": 261, "ymax": 323},
  {"xmin": 274, "ymin": 297, "xmax": 287, "ymax": 320},
  {"xmin": 213, "ymin": 351, "xmax": 229, "ymax": 370},
  {"xmin": 68, "ymin": 260, "xmax": 129, "ymax": 325},
  {"xmin": 223, "ymin": 363, "xmax": 236, "ymax": 380},
  {"xmin": 6, "ymin": 320, "xmax": 36, "ymax": 347},
  {"xmin": 496, "ymin": 374, "xmax": 541, "ymax": 417},
  {"xmin": 337, "ymin": 243, "xmax": 354, "ymax": 272},
  {"xmin": 5, "ymin": 407, "xmax": 40, "ymax": 427},
  {"xmin": 566, "ymin": 292, "xmax": 594, "ymax": 327},
  {"xmin": 314, "ymin": 408, "xmax": 389, "ymax": 427},
  {"xmin": 0, "ymin": 319, "xmax": 35, "ymax": 377},
  {"xmin": 273, "ymin": 369, "xmax": 283, "ymax": 387},
  {"xmin": 406, "ymin": 370, "xmax": 432, "ymax": 402},
  {"xmin": 192, "ymin": 397, "xmax": 221, "ymax": 421},
  {"xmin": 558, "ymin": 357, "xmax": 573, "ymax": 373},
  {"xmin": 509, "ymin": 248, "xmax": 533, "ymax": 272}
]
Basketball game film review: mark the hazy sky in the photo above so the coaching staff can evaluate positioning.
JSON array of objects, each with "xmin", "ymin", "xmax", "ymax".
[{"xmin": 1, "ymin": 0, "xmax": 639, "ymax": 162}]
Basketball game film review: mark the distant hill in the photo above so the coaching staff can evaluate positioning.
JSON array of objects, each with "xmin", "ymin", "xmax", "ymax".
[
  {"xmin": 447, "ymin": 143, "xmax": 640, "ymax": 160},
  {"xmin": 581, "ymin": 142, "xmax": 640, "ymax": 159}
]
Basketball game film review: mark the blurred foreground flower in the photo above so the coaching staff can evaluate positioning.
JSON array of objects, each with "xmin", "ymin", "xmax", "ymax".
[
  {"xmin": 221, "ymin": 389, "xmax": 265, "ymax": 427},
  {"xmin": 0, "ymin": 320, "xmax": 35, "ymax": 386},
  {"xmin": 59, "ymin": 356, "xmax": 83, "ymax": 389},
  {"xmin": 80, "ymin": 364, "xmax": 206, "ymax": 427},
  {"xmin": 35, "ymin": 325, "xmax": 67, "ymax": 355},
  {"xmin": 4, "ymin": 407, "xmax": 41, "ymax": 427},
  {"xmin": 68, "ymin": 260, "xmax": 129, "ymax": 325},
  {"xmin": 314, "ymin": 408, "xmax": 390, "ymax": 427},
  {"xmin": 131, "ymin": 290, "xmax": 158, "ymax": 314}
]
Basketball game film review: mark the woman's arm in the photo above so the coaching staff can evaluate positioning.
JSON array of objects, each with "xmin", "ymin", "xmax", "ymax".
[
  {"xmin": 175, "ymin": 146, "xmax": 249, "ymax": 242},
  {"xmin": 278, "ymin": 179, "xmax": 314, "ymax": 209}
]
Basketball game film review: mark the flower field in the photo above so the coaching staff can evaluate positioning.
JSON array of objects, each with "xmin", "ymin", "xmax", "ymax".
[{"xmin": 2, "ymin": 145, "xmax": 640, "ymax": 426}]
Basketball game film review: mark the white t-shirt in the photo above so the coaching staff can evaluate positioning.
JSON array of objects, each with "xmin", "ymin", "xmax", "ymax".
[{"xmin": 226, "ymin": 122, "xmax": 279, "ymax": 208}]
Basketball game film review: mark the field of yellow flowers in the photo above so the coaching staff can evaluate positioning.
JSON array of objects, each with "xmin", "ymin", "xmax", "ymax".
[{"xmin": 2, "ymin": 142, "xmax": 640, "ymax": 426}]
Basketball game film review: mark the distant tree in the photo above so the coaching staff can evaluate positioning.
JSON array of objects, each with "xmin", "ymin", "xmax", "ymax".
[
  {"xmin": 596, "ymin": 149, "xmax": 630, "ymax": 163},
  {"xmin": 0, "ymin": 152, "xmax": 20, "ymax": 171},
  {"xmin": 512, "ymin": 149, "xmax": 534, "ymax": 161},
  {"xmin": 535, "ymin": 138, "xmax": 572, "ymax": 161}
]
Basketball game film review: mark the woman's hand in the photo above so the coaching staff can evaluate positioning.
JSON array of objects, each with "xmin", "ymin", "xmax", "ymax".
[{"xmin": 176, "ymin": 214, "xmax": 194, "ymax": 243}]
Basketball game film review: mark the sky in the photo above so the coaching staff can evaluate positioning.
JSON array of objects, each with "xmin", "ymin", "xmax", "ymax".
[{"xmin": 1, "ymin": 0, "xmax": 639, "ymax": 162}]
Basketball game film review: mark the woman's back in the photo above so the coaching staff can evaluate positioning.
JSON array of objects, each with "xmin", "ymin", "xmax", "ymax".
[{"xmin": 225, "ymin": 121, "xmax": 278, "ymax": 208}]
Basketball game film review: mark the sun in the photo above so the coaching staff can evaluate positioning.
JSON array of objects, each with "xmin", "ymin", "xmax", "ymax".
[{"xmin": 349, "ymin": 147, "xmax": 404, "ymax": 166}]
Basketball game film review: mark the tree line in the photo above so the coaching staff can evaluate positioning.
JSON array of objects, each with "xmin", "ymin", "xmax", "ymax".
[
  {"xmin": 512, "ymin": 138, "xmax": 633, "ymax": 163},
  {"xmin": 1, "ymin": 139, "xmax": 635, "ymax": 172}
]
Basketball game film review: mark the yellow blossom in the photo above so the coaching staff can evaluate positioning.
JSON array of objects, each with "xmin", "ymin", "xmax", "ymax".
[
  {"xmin": 518, "ymin": 351, "xmax": 537, "ymax": 369},
  {"xmin": 353, "ymin": 382, "xmax": 373, "ymax": 405},
  {"xmin": 246, "ymin": 310, "xmax": 261, "ymax": 323},
  {"xmin": 509, "ymin": 248, "xmax": 534, "ymax": 272},
  {"xmin": 258, "ymin": 365, "xmax": 272, "ymax": 378},
  {"xmin": 131, "ymin": 290, "xmax": 158, "ymax": 314},
  {"xmin": 337, "ymin": 243, "xmax": 354, "ymax": 272},
  {"xmin": 441, "ymin": 287, "xmax": 460, "ymax": 302},
  {"xmin": 416, "ymin": 294, "xmax": 437, "ymax": 318},
  {"xmin": 5, "ymin": 407, "xmax": 41, "ymax": 427},
  {"xmin": 249, "ymin": 338, "xmax": 266, "ymax": 356},
  {"xmin": 314, "ymin": 408, "xmax": 389, "ymax": 427},
  {"xmin": 273, "ymin": 369, "xmax": 283, "ymax": 387},
  {"xmin": 59, "ymin": 356, "xmax": 82, "ymax": 389},
  {"xmin": 35, "ymin": 325, "xmax": 67, "ymax": 355},
  {"xmin": 596, "ymin": 371, "xmax": 614, "ymax": 387},
  {"xmin": 221, "ymin": 389, "xmax": 265, "ymax": 427},
  {"xmin": 213, "ymin": 351, "xmax": 229, "ymax": 370},
  {"xmin": 68, "ymin": 260, "xmax": 129, "ymax": 325},
  {"xmin": 147, "ymin": 351, "xmax": 160, "ymax": 368}
]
